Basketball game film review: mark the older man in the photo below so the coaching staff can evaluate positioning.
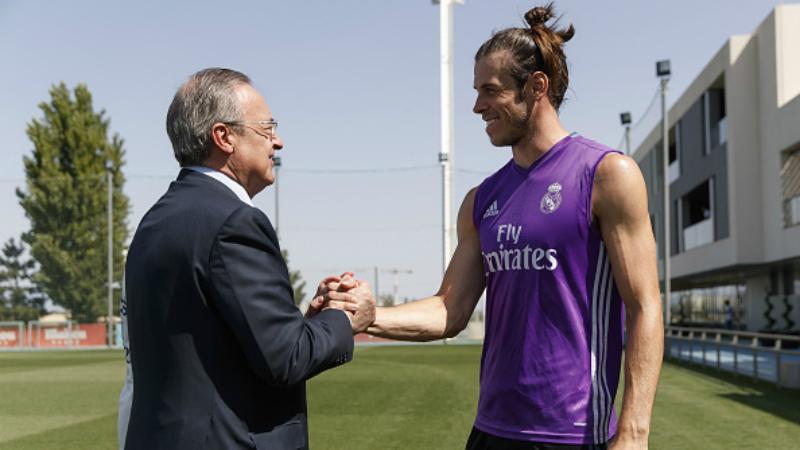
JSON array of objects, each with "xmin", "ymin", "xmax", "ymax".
[{"xmin": 121, "ymin": 68, "xmax": 375, "ymax": 450}]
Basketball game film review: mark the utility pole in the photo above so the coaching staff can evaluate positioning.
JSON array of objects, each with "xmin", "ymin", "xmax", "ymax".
[
  {"xmin": 657, "ymin": 60, "xmax": 672, "ymax": 327},
  {"xmin": 274, "ymin": 156, "xmax": 281, "ymax": 239},
  {"xmin": 434, "ymin": 0, "xmax": 463, "ymax": 276},
  {"xmin": 106, "ymin": 168, "xmax": 114, "ymax": 347},
  {"xmin": 372, "ymin": 267, "xmax": 412, "ymax": 305},
  {"xmin": 385, "ymin": 269, "xmax": 414, "ymax": 304},
  {"xmin": 619, "ymin": 112, "xmax": 632, "ymax": 155},
  {"xmin": 373, "ymin": 266, "xmax": 379, "ymax": 304}
]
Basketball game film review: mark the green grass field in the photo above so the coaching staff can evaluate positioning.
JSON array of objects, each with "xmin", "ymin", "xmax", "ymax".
[{"xmin": 0, "ymin": 345, "xmax": 798, "ymax": 449}]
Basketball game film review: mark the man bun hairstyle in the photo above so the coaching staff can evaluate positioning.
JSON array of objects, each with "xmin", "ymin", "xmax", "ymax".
[
  {"xmin": 166, "ymin": 68, "xmax": 251, "ymax": 166},
  {"xmin": 475, "ymin": 2, "xmax": 574, "ymax": 110}
]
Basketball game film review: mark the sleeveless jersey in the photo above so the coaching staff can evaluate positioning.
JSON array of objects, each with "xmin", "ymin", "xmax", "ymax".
[{"xmin": 471, "ymin": 134, "xmax": 624, "ymax": 445}]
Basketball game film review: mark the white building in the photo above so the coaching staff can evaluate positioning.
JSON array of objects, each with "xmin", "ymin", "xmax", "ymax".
[{"xmin": 632, "ymin": 4, "xmax": 800, "ymax": 332}]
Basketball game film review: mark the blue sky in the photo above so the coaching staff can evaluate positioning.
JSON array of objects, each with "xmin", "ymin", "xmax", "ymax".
[{"xmin": 0, "ymin": 0, "xmax": 788, "ymax": 301}]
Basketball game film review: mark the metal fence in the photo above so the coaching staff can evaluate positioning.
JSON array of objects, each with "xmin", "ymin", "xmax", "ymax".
[
  {"xmin": 0, "ymin": 321, "xmax": 24, "ymax": 349},
  {"xmin": 665, "ymin": 326, "xmax": 800, "ymax": 389},
  {"xmin": 0, "ymin": 321, "xmax": 119, "ymax": 350}
]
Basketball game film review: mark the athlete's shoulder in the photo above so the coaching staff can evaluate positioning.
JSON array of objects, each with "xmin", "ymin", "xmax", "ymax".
[
  {"xmin": 592, "ymin": 152, "xmax": 648, "ymax": 218},
  {"xmin": 595, "ymin": 152, "xmax": 642, "ymax": 185},
  {"xmin": 571, "ymin": 134, "xmax": 620, "ymax": 155}
]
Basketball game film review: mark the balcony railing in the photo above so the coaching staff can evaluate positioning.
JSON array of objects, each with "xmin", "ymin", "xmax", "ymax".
[
  {"xmin": 791, "ymin": 195, "xmax": 800, "ymax": 226},
  {"xmin": 683, "ymin": 217, "xmax": 713, "ymax": 250},
  {"xmin": 718, "ymin": 116, "xmax": 727, "ymax": 146},
  {"xmin": 668, "ymin": 161, "xmax": 680, "ymax": 183},
  {"xmin": 665, "ymin": 326, "xmax": 800, "ymax": 389}
]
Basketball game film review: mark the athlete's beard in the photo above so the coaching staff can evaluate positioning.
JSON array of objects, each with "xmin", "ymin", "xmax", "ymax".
[{"xmin": 499, "ymin": 108, "xmax": 532, "ymax": 148}]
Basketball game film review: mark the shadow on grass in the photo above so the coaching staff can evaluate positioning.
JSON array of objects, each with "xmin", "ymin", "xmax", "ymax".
[{"xmin": 666, "ymin": 360, "xmax": 800, "ymax": 425}]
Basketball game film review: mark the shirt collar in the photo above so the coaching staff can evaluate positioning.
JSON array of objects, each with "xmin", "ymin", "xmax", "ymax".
[{"xmin": 185, "ymin": 166, "xmax": 254, "ymax": 206}]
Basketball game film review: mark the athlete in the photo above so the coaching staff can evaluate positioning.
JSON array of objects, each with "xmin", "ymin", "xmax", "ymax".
[{"xmin": 360, "ymin": 4, "xmax": 663, "ymax": 449}]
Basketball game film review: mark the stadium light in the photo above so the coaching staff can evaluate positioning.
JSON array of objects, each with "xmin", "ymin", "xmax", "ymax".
[
  {"xmin": 656, "ymin": 59, "xmax": 671, "ymax": 78},
  {"xmin": 106, "ymin": 163, "xmax": 114, "ymax": 348},
  {"xmin": 273, "ymin": 156, "xmax": 282, "ymax": 240},
  {"xmin": 619, "ymin": 112, "xmax": 632, "ymax": 155},
  {"xmin": 656, "ymin": 59, "xmax": 671, "ymax": 327}
]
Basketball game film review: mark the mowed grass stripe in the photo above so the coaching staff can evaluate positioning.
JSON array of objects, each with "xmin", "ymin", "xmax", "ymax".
[
  {"xmin": 0, "ymin": 351, "xmax": 124, "ymax": 445},
  {"xmin": 0, "ymin": 414, "xmax": 117, "ymax": 450},
  {"xmin": 0, "ymin": 351, "xmax": 120, "ymax": 375},
  {"xmin": 308, "ymin": 345, "xmax": 480, "ymax": 450},
  {"xmin": 1, "ymin": 346, "xmax": 799, "ymax": 449}
]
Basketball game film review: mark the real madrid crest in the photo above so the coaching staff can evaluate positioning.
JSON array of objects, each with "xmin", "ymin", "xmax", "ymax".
[{"xmin": 539, "ymin": 182, "xmax": 562, "ymax": 214}]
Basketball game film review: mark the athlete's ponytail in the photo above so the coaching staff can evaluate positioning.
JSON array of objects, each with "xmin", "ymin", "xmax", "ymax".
[{"xmin": 475, "ymin": 2, "xmax": 574, "ymax": 110}]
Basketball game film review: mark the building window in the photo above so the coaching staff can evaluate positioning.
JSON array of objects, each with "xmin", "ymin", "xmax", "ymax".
[
  {"xmin": 668, "ymin": 125, "xmax": 680, "ymax": 183},
  {"xmin": 794, "ymin": 265, "xmax": 800, "ymax": 296},
  {"xmin": 782, "ymin": 148, "xmax": 800, "ymax": 228},
  {"xmin": 704, "ymin": 88, "xmax": 727, "ymax": 155},
  {"xmin": 671, "ymin": 284, "xmax": 745, "ymax": 327},
  {"xmin": 681, "ymin": 179, "xmax": 714, "ymax": 250}
]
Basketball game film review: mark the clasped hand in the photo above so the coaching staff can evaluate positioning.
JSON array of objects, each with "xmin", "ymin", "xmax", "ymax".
[{"xmin": 305, "ymin": 272, "xmax": 376, "ymax": 334}]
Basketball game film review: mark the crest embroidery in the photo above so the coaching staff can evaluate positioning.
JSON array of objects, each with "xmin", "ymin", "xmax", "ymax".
[{"xmin": 539, "ymin": 182, "xmax": 562, "ymax": 214}]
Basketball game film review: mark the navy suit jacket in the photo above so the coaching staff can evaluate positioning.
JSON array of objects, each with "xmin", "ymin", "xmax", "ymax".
[{"xmin": 124, "ymin": 169, "xmax": 353, "ymax": 450}]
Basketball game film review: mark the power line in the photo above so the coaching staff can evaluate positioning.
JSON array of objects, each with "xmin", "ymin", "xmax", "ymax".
[
  {"xmin": 617, "ymin": 86, "xmax": 660, "ymax": 153},
  {"xmin": 631, "ymin": 87, "xmax": 661, "ymax": 131},
  {"xmin": 283, "ymin": 165, "xmax": 437, "ymax": 174},
  {"xmin": 1, "ymin": 165, "xmax": 493, "ymax": 183},
  {"xmin": 286, "ymin": 224, "xmax": 437, "ymax": 233},
  {"xmin": 455, "ymin": 168, "xmax": 491, "ymax": 175},
  {"xmin": 0, "ymin": 173, "xmax": 107, "ymax": 183}
]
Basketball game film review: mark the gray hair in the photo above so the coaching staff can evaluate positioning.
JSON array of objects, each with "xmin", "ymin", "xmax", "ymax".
[{"xmin": 166, "ymin": 68, "xmax": 251, "ymax": 166}]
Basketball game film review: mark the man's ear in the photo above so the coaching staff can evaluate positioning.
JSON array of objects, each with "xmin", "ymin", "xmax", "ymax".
[
  {"xmin": 523, "ymin": 71, "xmax": 549, "ymax": 103},
  {"xmin": 211, "ymin": 123, "xmax": 236, "ymax": 155}
]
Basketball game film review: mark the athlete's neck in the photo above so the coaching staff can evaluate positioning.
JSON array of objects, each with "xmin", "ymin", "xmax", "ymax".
[{"xmin": 511, "ymin": 115, "xmax": 570, "ymax": 170}]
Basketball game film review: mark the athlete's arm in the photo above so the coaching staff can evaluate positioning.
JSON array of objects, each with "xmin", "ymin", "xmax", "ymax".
[
  {"xmin": 366, "ymin": 188, "xmax": 486, "ymax": 341},
  {"xmin": 592, "ymin": 153, "xmax": 663, "ymax": 449}
]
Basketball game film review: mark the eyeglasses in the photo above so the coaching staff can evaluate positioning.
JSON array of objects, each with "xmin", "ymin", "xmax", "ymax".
[{"xmin": 224, "ymin": 120, "xmax": 278, "ymax": 140}]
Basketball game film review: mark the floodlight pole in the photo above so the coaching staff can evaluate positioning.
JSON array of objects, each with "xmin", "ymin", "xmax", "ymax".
[
  {"xmin": 625, "ymin": 127, "xmax": 631, "ymax": 155},
  {"xmin": 107, "ymin": 168, "xmax": 114, "ymax": 347},
  {"xmin": 657, "ymin": 60, "xmax": 672, "ymax": 327},
  {"xmin": 374, "ymin": 266, "xmax": 380, "ymax": 302},
  {"xmin": 274, "ymin": 156, "xmax": 282, "ymax": 240},
  {"xmin": 387, "ymin": 269, "xmax": 414, "ymax": 304},
  {"xmin": 619, "ymin": 112, "xmax": 632, "ymax": 155},
  {"xmin": 435, "ymin": 0, "xmax": 463, "ymax": 275}
]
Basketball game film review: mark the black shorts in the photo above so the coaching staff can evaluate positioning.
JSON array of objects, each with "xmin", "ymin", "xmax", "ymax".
[{"xmin": 465, "ymin": 427, "xmax": 608, "ymax": 450}]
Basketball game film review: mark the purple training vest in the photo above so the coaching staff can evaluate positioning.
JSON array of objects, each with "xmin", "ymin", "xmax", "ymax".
[{"xmin": 472, "ymin": 134, "xmax": 624, "ymax": 445}]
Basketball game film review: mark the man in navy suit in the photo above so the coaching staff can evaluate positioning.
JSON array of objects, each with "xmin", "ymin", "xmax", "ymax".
[{"xmin": 122, "ymin": 68, "xmax": 375, "ymax": 450}]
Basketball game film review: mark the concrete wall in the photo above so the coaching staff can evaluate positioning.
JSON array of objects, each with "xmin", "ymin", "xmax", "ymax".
[
  {"xmin": 776, "ymin": 4, "xmax": 800, "ymax": 108},
  {"xmin": 757, "ymin": 6, "xmax": 800, "ymax": 263},
  {"xmin": 744, "ymin": 275, "xmax": 771, "ymax": 331},
  {"xmin": 634, "ymin": 5, "xmax": 800, "ymax": 281},
  {"xmin": 727, "ymin": 34, "xmax": 764, "ymax": 265}
]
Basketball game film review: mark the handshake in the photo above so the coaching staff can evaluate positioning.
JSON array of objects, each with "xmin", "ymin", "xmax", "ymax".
[{"xmin": 305, "ymin": 272, "xmax": 377, "ymax": 334}]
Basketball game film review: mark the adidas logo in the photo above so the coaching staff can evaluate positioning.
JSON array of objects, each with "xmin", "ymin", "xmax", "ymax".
[{"xmin": 483, "ymin": 200, "xmax": 499, "ymax": 219}]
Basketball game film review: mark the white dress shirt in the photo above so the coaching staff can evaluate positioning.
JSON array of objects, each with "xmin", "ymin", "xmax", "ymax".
[{"xmin": 186, "ymin": 166, "xmax": 254, "ymax": 206}]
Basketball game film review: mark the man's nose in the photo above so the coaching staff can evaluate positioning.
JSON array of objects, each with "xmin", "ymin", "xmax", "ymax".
[
  {"xmin": 473, "ymin": 96, "xmax": 485, "ymax": 114},
  {"xmin": 272, "ymin": 134, "xmax": 284, "ymax": 150}
]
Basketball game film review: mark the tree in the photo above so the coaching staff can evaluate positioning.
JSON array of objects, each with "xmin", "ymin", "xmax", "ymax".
[
  {"xmin": 281, "ymin": 249, "xmax": 307, "ymax": 306},
  {"xmin": 0, "ymin": 238, "xmax": 44, "ymax": 321},
  {"xmin": 16, "ymin": 83, "xmax": 130, "ymax": 322},
  {"xmin": 378, "ymin": 293, "xmax": 396, "ymax": 307}
]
